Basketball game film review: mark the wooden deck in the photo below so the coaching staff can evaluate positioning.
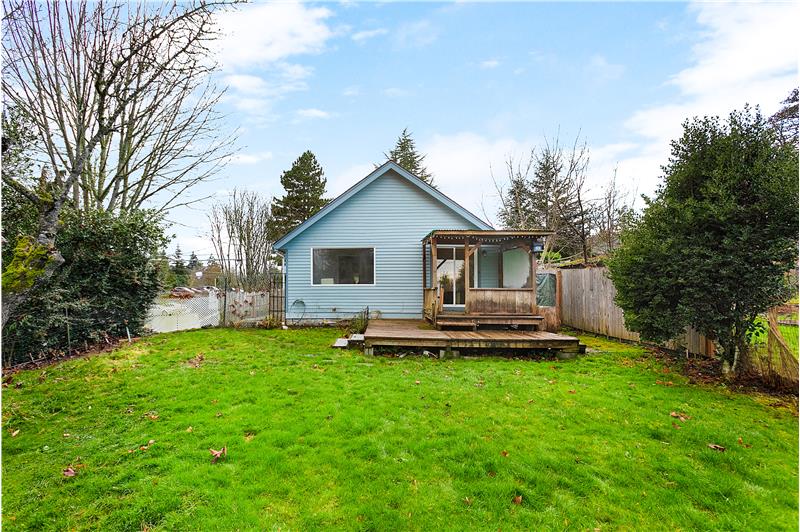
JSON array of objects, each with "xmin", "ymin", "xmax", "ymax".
[{"xmin": 364, "ymin": 319, "xmax": 581, "ymax": 352}]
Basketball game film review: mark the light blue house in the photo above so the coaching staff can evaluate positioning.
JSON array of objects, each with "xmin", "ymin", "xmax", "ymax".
[{"xmin": 274, "ymin": 161, "xmax": 556, "ymax": 329}]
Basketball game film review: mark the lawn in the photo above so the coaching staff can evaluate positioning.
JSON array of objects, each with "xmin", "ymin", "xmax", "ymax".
[{"xmin": 2, "ymin": 328, "xmax": 798, "ymax": 531}]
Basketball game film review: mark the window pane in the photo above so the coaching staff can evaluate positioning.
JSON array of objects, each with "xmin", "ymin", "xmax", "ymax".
[
  {"xmin": 536, "ymin": 273, "xmax": 556, "ymax": 307},
  {"xmin": 502, "ymin": 247, "xmax": 532, "ymax": 288},
  {"xmin": 313, "ymin": 248, "xmax": 374, "ymax": 285}
]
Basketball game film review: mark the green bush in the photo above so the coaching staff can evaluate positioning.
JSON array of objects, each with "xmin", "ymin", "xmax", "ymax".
[{"xmin": 2, "ymin": 209, "xmax": 168, "ymax": 366}]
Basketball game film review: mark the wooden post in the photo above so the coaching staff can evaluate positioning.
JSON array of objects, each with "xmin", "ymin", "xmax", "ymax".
[
  {"xmin": 556, "ymin": 269, "xmax": 563, "ymax": 325},
  {"xmin": 422, "ymin": 241, "xmax": 427, "ymax": 289},
  {"xmin": 530, "ymin": 240, "xmax": 538, "ymax": 315},
  {"xmin": 464, "ymin": 237, "xmax": 470, "ymax": 313},
  {"xmin": 431, "ymin": 236, "xmax": 440, "ymax": 315}
]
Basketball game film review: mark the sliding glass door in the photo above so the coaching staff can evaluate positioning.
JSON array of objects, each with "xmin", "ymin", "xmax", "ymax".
[{"xmin": 436, "ymin": 246, "xmax": 466, "ymax": 307}]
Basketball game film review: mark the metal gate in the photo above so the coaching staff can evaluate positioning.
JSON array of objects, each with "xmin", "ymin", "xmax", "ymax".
[{"xmin": 268, "ymin": 271, "xmax": 285, "ymax": 324}]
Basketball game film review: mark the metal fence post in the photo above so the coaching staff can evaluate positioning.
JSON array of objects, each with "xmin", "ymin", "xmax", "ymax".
[{"xmin": 222, "ymin": 276, "xmax": 228, "ymax": 326}]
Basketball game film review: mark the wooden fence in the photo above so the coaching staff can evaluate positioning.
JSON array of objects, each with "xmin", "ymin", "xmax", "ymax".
[{"xmin": 560, "ymin": 267, "xmax": 715, "ymax": 356}]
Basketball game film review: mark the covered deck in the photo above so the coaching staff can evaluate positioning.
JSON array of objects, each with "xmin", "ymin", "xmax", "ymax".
[
  {"xmin": 422, "ymin": 229, "xmax": 555, "ymax": 330},
  {"xmin": 364, "ymin": 319, "xmax": 582, "ymax": 355}
]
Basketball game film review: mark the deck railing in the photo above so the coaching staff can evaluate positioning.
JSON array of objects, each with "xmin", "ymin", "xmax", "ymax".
[{"xmin": 465, "ymin": 288, "xmax": 536, "ymax": 315}]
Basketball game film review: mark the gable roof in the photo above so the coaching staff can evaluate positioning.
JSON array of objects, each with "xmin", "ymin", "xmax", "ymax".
[{"xmin": 274, "ymin": 161, "xmax": 493, "ymax": 249}]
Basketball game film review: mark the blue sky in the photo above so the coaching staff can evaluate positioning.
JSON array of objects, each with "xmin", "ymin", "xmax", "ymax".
[{"xmin": 168, "ymin": 1, "xmax": 798, "ymax": 257}]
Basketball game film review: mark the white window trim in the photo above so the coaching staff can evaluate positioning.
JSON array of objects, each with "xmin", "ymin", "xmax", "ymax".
[{"xmin": 310, "ymin": 247, "xmax": 377, "ymax": 286}]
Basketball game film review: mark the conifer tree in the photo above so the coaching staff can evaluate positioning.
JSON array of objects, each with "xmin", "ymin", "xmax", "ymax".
[
  {"xmin": 171, "ymin": 246, "xmax": 190, "ymax": 287},
  {"xmin": 187, "ymin": 251, "xmax": 201, "ymax": 270},
  {"xmin": 385, "ymin": 128, "xmax": 434, "ymax": 185},
  {"xmin": 271, "ymin": 151, "xmax": 327, "ymax": 239}
]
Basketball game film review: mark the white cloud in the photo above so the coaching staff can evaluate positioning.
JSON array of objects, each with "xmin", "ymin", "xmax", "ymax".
[
  {"xmin": 586, "ymin": 54, "xmax": 625, "ymax": 82},
  {"xmin": 215, "ymin": 3, "xmax": 334, "ymax": 71},
  {"xmin": 424, "ymin": 132, "xmax": 535, "ymax": 226},
  {"xmin": 230, "ymin": 151, "xmax": 274, "ymax": 165},
  {"xmin": 383, "ymin": 87, "xmax": 410, "ymax": 98},
  {"xmin": 480, "ymin": 59, "xmax": 500, "ymax": 69},
  {"xmin": 352, "ymin": 28, "xmax": 388, "ymax": 43},
  {"xmin": 222, "ymin": 63, "xmax": 313, "ymax": 117},
  {"xmin": 296, "ymin": 108, "xmax": 333, "ymax": 119},
  {"xmin": 393, "ymin": 20, "xmax": 438, "ymax": 49},
  {"xmin": 328, "ymin": 163, "xmax": 377, "ymax": 196},
  {"xmin": 612, "ymin": 1, "xmax": 798, "ymax": 200},
  {"xmin": 343, "ymin": 85, "xmax": 361, "ymax": 97}
]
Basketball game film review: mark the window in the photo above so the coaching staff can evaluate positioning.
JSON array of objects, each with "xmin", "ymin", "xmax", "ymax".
[{"xmin": 312, "ymin": 248, "xmax": 374, "ymax": 285}]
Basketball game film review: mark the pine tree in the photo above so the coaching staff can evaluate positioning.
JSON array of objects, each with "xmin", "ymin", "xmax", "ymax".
[
  {"xmin": 385, "ymin": 128, "xmax": 434, "ymax": 186},
  {"xmin": 271, "ymin": 151, "xmax": 327, "ymax": 239},
  {"xmin": 498, "ymin": 174, "xmax": 537, "ymax": 229},
  {"xmin": 187, "ymin": 251, "xmax": 201, "ymax": 270},
  {"xmin": 171, "ymin": 246, "xmax": 190, "ymax": 287}
]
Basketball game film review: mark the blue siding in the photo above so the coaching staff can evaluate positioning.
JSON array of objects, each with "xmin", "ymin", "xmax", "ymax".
[{"xmin": 282, "ymin": 170, "xmax": 482, "ymax": 320}]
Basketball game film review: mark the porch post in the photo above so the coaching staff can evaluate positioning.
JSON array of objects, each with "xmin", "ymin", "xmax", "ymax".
[
  {"xmin": 464, "ymin": 237, "xmax": 470, "ymax": 312},
  {"xmin": 422, "ymin": 241, "xmax": 427, "ymax": 289},
  {"xmin": 530, "ymin": 238, "xmax": 538, "ymax": 315},
  {"xmin": 431, "ymin": 236, "xmax": 440, "ymax": 313}
]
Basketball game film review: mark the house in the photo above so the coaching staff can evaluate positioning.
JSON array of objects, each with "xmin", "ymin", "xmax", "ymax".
[{"xmin": 274, "ymin": 161, "xmax": 561, "ymax": 331}]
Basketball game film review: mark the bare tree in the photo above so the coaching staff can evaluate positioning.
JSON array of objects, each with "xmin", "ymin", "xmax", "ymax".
[
  {"xmin": 209, "ymin": 190, "xmax": 276, "ymax": 291},
  {"xmin": 1, "ymin": 0, "xmax": 234, "ymax": 327},
  {"xmin": 492, "ymin": 149, "xmax": 537, "ymax": 230},
  {"xmin": 595, "ymin": 167, "xmax": 635, "ymax": 254},
  {"xmin": 551, "ymin": 137, "xmax": 595, "ymax": 264}
]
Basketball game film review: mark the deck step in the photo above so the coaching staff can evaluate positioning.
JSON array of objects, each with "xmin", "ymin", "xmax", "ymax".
[{"xmin": 332, "ymin": 338, "xmax": 349, "ymax": 348}]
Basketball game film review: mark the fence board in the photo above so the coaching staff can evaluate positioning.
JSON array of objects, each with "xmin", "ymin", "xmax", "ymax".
[{"xmin": 560, "ymin": 267, "xmax": 714, "ymax": 356}]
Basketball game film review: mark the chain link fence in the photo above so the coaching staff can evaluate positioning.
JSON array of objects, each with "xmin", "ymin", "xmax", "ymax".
[{"xmin": 145, "ymin": 272, "xmax": 284, "ymax": 333}]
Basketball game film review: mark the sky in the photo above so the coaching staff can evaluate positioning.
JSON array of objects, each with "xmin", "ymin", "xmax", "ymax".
[{"xmin": 165, "ymin": 1, "xmax": 799, "ymax": 258}]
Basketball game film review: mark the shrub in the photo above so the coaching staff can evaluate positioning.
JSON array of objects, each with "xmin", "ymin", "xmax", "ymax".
[{"xmin": 2, "ymin": 209, "xmax": 169, "ymax": 366}]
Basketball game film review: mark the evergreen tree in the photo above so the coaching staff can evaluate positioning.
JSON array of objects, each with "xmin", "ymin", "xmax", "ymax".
[
  {"xmin": 187, "ymin": 251, "xmax": 201, "ymax": 270},
  {"xmin": 271, "ymin": 151, "xmax": 327, "ymax": 239},
  {"xmin": 171, "ymin": 246, "xmax": 190, "ymax": 287},
  {"xmin": 385, "ymin": 128, "xmax": 434, "ymax": 185},
  {"xmin": 607, "ymin": 106, "xmax": 798, "ymax": 373}
]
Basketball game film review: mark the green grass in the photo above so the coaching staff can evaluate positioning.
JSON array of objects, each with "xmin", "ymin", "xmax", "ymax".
[{"xmin": 2, "ymin": 329, "xmax": 798, "ymax": 531}]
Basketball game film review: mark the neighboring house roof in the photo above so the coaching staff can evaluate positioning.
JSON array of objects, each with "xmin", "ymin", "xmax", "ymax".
[{"xmin": 274, "ymin": 161, "xmax": 493, "ymax": 249}]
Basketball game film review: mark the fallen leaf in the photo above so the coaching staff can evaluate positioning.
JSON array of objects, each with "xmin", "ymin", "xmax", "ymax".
[
  {"xmin": 209, "ymin": 446, "xmax": 227, "ymax": 464},
  {"xmin": 186, "ymin": 426, "xmax": 193, "ymax": 433},
  {"xmin": 187, "ymin": 353, "xmax": 205, "ymax": 368},
  {"xmin": 487, "ymin": 471, "xmax": 497, "ymax": 478},
  {"xmin": 215, "ymin": 412, "xmax": 223, "ymax": 418},
  {"xmin": 669, "ymin": 411, "xmax": 690, "ymax": 422},
  {"xmin": 672, "ymin": 422, "xmax": 681, "ymax": 430},
  {"xmin": 568, "ymin": 389, "xmax": 576, "ymax": 394},
  {"xmin": 737, "ymin": 437, "xmax": 752, "ymax": 448},
  {"xmin": 63, "ymin": 433, "xmax": 70, "ymax": 438},
  {"xmin": 414, "ymin": 380, "xmax": 420, "ymax": 385},
  {"xmin": 512, "ymin": 495, "xmax": 523, "ymax": 505},
  {"xmin": 464, "ymin": 497, "xmax": 472, "ymax": 506},
  {"xmin": 707, "ymin": 443, "xmax": 726, "ymax": 452},
  {"xmin": 63, "ymin": 467, "xmax": 76, "ymax": 477},
  {"xmin": 11, "ymin": 429, "xmax": 20, "ymax": 437},
  {"xmin": 244, "ymin": 432, "xmax": 255, "ymax": 442},
  {"xmin": 501, "ymin": 450, "xmax": 509, "ymax": 457}
]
